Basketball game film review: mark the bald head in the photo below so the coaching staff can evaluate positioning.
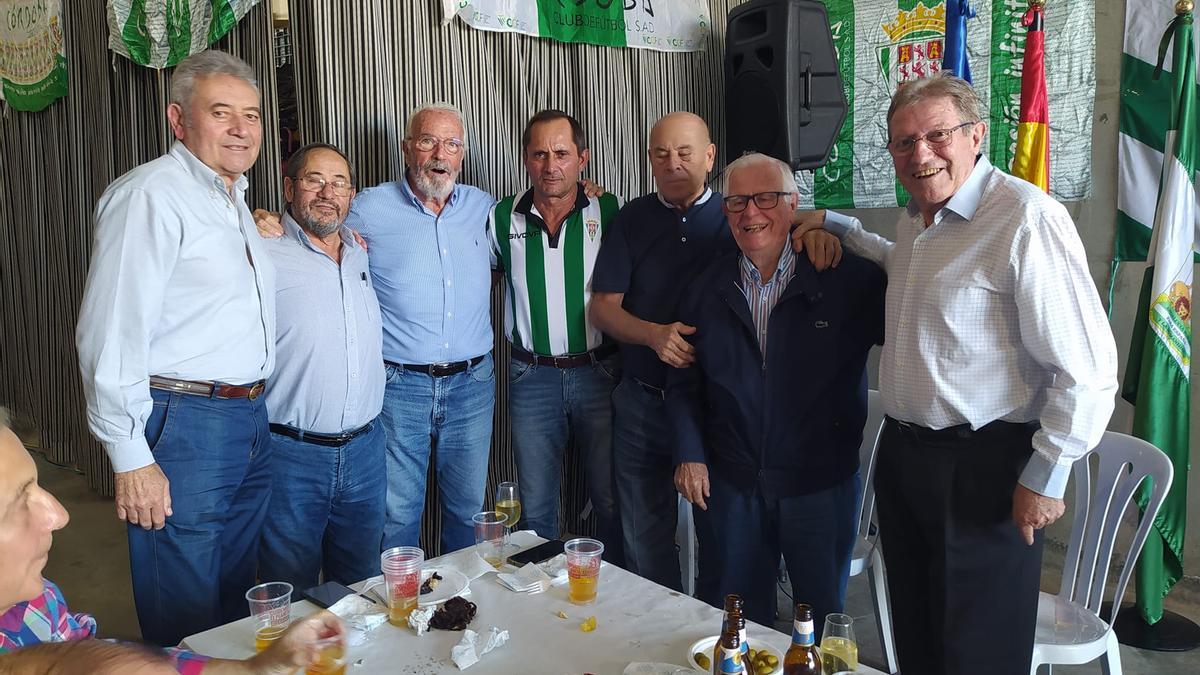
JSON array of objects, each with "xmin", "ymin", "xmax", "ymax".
[{"xmin": 648, "ymin": 112, "xmax": 716, "ymax": 208}]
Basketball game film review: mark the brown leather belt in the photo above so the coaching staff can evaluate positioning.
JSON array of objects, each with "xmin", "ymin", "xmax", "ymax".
[
  {"xmin": 149, "ymin": 375, "xmax": 266, "ymax": 400},
  {"xmin": 510, "ymin": 343, "xmax": 617, "ymax": 368}
]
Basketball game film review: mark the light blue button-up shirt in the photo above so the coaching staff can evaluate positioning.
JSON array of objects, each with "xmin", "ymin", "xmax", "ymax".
[
  {"xmin": 344, "ymin": 175, "xmax": 494, "ymax": 364},
  {"xmin": 76, "ymin": 141, "xmax": 275, "ymax": 472},
  {"xmin": 264, "ymin": 213, "xmax": 384, "ymax": 434}
]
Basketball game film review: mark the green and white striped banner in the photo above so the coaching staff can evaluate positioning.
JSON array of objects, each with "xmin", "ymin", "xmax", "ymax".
[
  {"xmin": 0, "ymin": 0, "xmax": 67, "ymax": 111},
  {"xmin": 794, "ymin": 0, "xmax": 1094, "ymax": 209},
  {"xmin": 106, "ymin": 0, "xmax": 261, "ymax": 69},
  {"xmin": 443, "ymin": 0, "xmax": 711, "ymax": 52},
  {"xmin": 1117, "ymin": 1, "xmax": 1200, "ymax": 262}
]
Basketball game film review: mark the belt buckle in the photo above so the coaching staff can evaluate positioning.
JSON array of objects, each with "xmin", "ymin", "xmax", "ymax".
[
  {"xmin": 247, "ymin": 382, "xmax": 264, "ymax": 400},
  {"xmin": 430, "ymin": 362, "xmax": 452, "ymax": 377}
]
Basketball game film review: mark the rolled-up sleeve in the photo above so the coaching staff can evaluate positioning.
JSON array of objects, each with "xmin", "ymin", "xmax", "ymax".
[
  {"xmin": 823, "ymin": 210, "xmax": 894, "ymax": 269},
  {"xmin": 75, "ymin": 188, "xmax": 178, "ymax": 473}
]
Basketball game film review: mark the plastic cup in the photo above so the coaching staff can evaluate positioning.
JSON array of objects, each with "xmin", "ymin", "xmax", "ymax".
[
  {"xmin": 306, "ymin": 641, "xmax": 349, "ymax": 674},
  {"xmin": 380, "ymin": 546, "xmax": 424, "ymax": 626},
  {"xmin": 564, "ymin": 537, "xmax": 604, "ymax": 605},
  {"xmin": 245, "ymin": 581, "xmax": 293, "ymax": 651},
  {"xmin": 473, "ymin": 511, "xmax": 509, "ymax": 568}
]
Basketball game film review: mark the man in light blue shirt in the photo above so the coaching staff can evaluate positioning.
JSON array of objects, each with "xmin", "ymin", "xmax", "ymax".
[
  {"xmin": 258, "ymin": 143, "xmax": 387, "ymax": 591},
  {"xmin": 75, "ymin": 50, "xmax": 275, "ymax": 646},
  {"xmin": 343, "ymin": 103, "xmax": 496, "ymax": 554}
]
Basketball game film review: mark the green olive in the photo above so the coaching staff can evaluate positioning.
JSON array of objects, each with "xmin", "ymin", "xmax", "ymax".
[{"xmin": 694, "ymin": 652, "xmax": 711, "ymax": 670}]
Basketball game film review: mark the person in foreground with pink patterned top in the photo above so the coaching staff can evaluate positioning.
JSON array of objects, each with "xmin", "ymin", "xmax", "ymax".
[{"xmin": 0, "ymin": 417, "xmax": 345, "ymax": 674}]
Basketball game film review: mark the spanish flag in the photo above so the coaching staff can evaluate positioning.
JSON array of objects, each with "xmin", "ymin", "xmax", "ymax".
[{"xmin": 1011, "ymin": 3, "xmax": 1050, "ymax": 192}]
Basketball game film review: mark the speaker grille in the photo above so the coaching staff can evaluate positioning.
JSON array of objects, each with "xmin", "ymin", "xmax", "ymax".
[{"xmin": 727, "ymin": 73, "xmax": 781, "ymax": 158}]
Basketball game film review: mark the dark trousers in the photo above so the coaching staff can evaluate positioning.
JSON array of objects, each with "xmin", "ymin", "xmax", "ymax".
[
  {"xmin": 874, "ymin": 418, "xmax": 1043, "ymax": 675},
  {"xmin": 129, "ymin": 389, "xmax": 272, "ymax": 646},
  {"xmin": 705, "ymin": 469, "xmax": 860, "ymax": 627}
]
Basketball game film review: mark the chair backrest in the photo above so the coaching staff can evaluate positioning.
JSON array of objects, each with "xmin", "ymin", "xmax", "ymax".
[
  {"xmin": 1058, "ymin": 431, "xmax": 1173, "ymax": 625},
  {"xmin": 855, "ymin": 389, "xmax": 886, "ymax": 539}
]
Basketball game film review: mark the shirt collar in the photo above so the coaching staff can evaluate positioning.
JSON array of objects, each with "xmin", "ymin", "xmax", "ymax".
[
  {"xmin": 657, "ymin": 186, "xmax": 714, "ymax": 211},
  {"xmin": 515, "ymin": 182, "xmax": 590, "ymax": 219},
  {"xmin": 739, "ymin": 238, "xmax": 795, "ymax": 286},
  {"xmin": 905, "ymin": 154, "xmax": 993, "ymax": 223},
  {"xmin": 282, "ymin": 209, "xmax": 359, "ymax": 254},
  {"xmin": 169, "ymin": 140, "xmax": 248, "ymax": 194},
  {"xmin": 399, "ymin": 172, "xmax": 460, "ymax": 210}
]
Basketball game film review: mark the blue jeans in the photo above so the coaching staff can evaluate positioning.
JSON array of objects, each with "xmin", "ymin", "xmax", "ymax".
[
  {"xmin": 611, "ymin": 378, "xmax": 681, "ymax": 591},
  {"xmin": 380, "ymin": 353, "xmax": 494, "ymax": 554},
  {"xmin": 508, "ymin": 354, "xmax": 624, "ymax": 565},
  {"xmin": 129, "ymin": 388, "xmax": 272, "ymax": 646},
  {"xmin": 259, "ymin": 421, "xmax": 386, "ymax": 591},
  {"xmin": 706, "ymin": 470, "xmax": 860, "ymax": 627}
]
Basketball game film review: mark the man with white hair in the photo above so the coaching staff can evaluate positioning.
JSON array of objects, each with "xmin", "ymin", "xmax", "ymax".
[
  {"xmin": 342, "ymin": 103, "xmax": 497, "ymax": 554},
  {"xmin": 76, "ymin": 49, "xmax": 275, "ymax": 645},
  {"xmin": 666, "ymin": 152, "xmax": 885, "ymax": 627}
]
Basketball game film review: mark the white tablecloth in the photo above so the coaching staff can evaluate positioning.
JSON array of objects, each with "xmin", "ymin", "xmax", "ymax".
[{"xmin": 182, "ymin": 532, "xmax": 885, "ymax": 674}]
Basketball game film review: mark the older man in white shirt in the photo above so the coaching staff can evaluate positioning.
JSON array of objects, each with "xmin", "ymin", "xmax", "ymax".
[
  {"xmin": 797, "ymin": 72, "xmax": 1118, "ymax": 675},
  {"xmin": 76, "ymin": 50, "xmax": 275, "ymax": 647}
]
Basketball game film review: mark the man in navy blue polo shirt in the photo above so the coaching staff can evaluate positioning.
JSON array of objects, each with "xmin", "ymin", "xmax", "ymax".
[
  {"xmin": 666, "ymin": 153, "xmax": 885, "ymax": 626},
  {"xmin": 591, "ymin": 112, "xmax": 732, "ymax": 594}
]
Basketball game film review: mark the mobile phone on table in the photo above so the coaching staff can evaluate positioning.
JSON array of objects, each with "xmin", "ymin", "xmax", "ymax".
[
  {"xmin": 508, "ymin": 539, "xmax": 567, "ymax": 566},
  {"xmin": 301, "ymin": 581, "xmax": 358, "ymax": 609}
]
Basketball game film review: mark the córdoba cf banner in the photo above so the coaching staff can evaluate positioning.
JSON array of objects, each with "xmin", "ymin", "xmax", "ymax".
[
  {"xmin": 794, "ymin": 0, "xmax": 1094, "ymax": 210},
  {"xmin": 443, "ymin": 0, "xmax": 711, "ymax": 52}
]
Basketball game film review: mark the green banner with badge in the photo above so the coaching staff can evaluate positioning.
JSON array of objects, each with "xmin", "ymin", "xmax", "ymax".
[
  {"xmin": 107, "ymin": 0, "xmax": 260, "ymax": 69},
  {"xmin": 0, "ymin": 0, "xmax": 67, "ymax": 112}
]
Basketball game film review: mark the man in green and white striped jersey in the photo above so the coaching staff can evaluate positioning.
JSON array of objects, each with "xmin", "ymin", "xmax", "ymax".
[{"xmin": 487, "ymin": 110, "xmax": 624, "ymax": 564}]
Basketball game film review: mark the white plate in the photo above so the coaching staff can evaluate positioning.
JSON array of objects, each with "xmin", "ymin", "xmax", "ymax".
[
  {"xmin": 418, "ymin": 567, "xmax": 468, "ymax": 607},
  {"xmin": 686, "ymin": 635, "xmax": 784, "ymax": 673}
]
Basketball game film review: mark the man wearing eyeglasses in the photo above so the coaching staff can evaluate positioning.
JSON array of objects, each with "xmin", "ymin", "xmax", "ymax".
[
  {"xmin": 666, "ymin": 152, "xmax": 885, "ymax": 627},
  {"xmin": 257, "ymin": 143, "xmax": 387, "ymax": 592},
  {"xmin": 794, "ymin": 72, "xmax": 1118, "ymax": 675}
]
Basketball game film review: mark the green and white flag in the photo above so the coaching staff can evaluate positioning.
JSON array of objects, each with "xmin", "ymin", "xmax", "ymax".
[
  {"xmin": 443, "ymin": 0, "xmax": 711, "ymax": 52},
  {"xmin": 0, "ymin": 0, "xmax": 67, "ymax": 112},
  {"xmin": 1117, "ymin": 1, "xmax": 1200, "ymax": 262},
  {"xmin": 107, "ymin": 0, "xmax": 261, "ymax": 69},
  {"xmin": 1121, "ymin": 8, "xmax": 1194, "ymax": 627},
  {"xmin": 793, "ymin": 0, "xmax": 1094, "ymax": 209}
]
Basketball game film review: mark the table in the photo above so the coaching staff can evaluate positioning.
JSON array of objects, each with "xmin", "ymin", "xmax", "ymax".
[{"xmin": 183, "ymin": 532, "xmax": 886, "ymax": 674}]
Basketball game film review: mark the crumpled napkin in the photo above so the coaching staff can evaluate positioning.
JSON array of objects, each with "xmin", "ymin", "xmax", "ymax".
[
  {"xmin": 623, "ymin": 664, "xmax": 696, "ymax": 675},
  {"xmin": 326, "ymin": 593, "xmax": 388, "ymax": 645},
  {"xmin": 407, "ymin": 605, "xmax": 436, "ymax": 636},
  {"xmin": 537, "ymin": 553, "xmax": 571, "ymax": 587},
  {"xmin": 496, "ymin": 562, "xmax": 553, "ymax": 593},
  {"xmin": 450, "ymin": 626, "xmax": 509, "ymax": 670}
]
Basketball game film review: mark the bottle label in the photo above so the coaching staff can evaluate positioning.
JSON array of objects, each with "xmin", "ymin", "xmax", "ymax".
[
  {"xmin": 738, "ymin": 628, "xmax": 749, "ymax": 656},
  {"xmin": 792, "ymin": 619, "xmax": 815, "ymax": 647},
  {"xmin": 719, "ymin": 648, "xmax": 745, "ymax": 674}
]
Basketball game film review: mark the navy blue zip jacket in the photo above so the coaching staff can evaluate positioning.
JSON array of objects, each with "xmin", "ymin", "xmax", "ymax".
[{"xmin": 666, "ymin": 248, "xmax": 886, "ymax": 499}]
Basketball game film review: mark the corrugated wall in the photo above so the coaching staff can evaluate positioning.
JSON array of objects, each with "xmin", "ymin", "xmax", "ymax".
[
  {"xmin": 0, "ymin": 2, "xmax": 281, "ymax": 494},
  {"xmin": 286, "ymin": 1, "xmax": 741, "ymax": 554}
]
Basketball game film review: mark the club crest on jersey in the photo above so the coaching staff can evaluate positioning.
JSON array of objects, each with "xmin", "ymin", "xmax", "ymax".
[{"xmin": 586, "ymin": 217, "xmax": 600, "ymax": 241}]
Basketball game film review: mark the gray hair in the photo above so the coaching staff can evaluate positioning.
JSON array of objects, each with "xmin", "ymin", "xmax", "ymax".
[
  {"xmin": 405, "ymin": 102, "xmax": 468, "ymax": 144},
  {"xmin": 723, "ymin": 152, "xmax": 798, "ymax": 194},
  {"xmin": 169, "ymin": 50, "xmax": 258, "ymax": 110},
  {"xmin": 886, "ymin": 71, "xmax": 983, "ymax": 131}
]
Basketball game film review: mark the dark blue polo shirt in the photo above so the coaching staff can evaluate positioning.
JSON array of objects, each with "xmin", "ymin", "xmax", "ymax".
[{"xmin": 592, "ymin": 189, "xmax": 734, "ymax": 389}]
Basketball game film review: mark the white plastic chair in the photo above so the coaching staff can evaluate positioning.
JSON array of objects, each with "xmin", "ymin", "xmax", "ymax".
[
  {"xmin": 1029, "ymin": 431, "xmax": 1174, "ymax": 675},
  {"xmin": 849, "ymin": 389, "xmax": 899, "ymax": 674}
]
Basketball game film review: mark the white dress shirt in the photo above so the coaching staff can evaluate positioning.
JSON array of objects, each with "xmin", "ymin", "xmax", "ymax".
[
  {"xmin": 76, "ymin": 141, "xmax": 275, "ymax": 473},
  {"xmin": 824, "ymin": 156, "xmax": 1118, "ymax": 498},
  {"xmin": 264, "ymin": 213, "xmax": 384, "ymax": 434}
]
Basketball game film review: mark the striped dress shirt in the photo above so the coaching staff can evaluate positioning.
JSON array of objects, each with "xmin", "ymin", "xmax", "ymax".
[
  {"xmin": 739, "ymin": 242, "xmax": 797, "ymax": 363},
  {"xmin": 824, "ymin": 156, "xmax": 1119, "ymax": 499}
]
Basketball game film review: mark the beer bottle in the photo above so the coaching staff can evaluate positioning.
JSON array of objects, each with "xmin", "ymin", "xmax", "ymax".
[
  {"xmin": 782, "ymin": 604, "xmax": 821, "ymax": 675},
  {"xmin": 713, "ymin": 627, "xmax": 746, "ymax": 675},
  {"xmin": 712, "ymin": 595, "xmax": 745, "ymax": 667},
  {"xmin": 733, "ymin": 613, "xmax": 758, "ymax": 675}
]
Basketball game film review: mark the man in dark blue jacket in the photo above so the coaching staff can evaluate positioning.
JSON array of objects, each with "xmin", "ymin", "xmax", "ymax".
[{"xmin": 666, "ymin": 153, "xmax": 885, "ymax": 626}]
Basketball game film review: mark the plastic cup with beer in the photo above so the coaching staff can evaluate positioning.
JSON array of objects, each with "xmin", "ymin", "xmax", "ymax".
[
  {"xmin": 564, "ymin": 537, "xmax": 604, "ymax": 605},
  {"xmin": 380, "ymin": 546, "xmax": 424, "ymax": 627},
  {"xmin": 473, "ymin": 510, "xmax": 509, "ymax": 568},
  {"xmin": 245, "ymin": 581, "xmax": 293, "ymax": 651},
  {"xmin": 305, "ymin": 637, "xmax": 349, "ymax": 675}
]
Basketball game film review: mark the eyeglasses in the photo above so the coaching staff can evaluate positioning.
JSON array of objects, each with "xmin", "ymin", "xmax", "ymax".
[
  {"xmin": 410, "ymin": 135, "xmax": 465, "ymax": 155},
  {"xmin": 295, "ymin": 175, "xmax": 354, "ymax": 196},
  {"xmin": 886, "ymin": 121, "xmax": 977, "ymax": 156},
  {"xmin": 722, "ymin": 191, "xmax": 791, "ymax": 213}
]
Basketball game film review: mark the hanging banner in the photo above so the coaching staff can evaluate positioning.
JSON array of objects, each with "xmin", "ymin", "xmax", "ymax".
[
  {"xmin": 107, "ymin": 0, "xmax": 261, "ymax": 69},
  {"xmin": 0, "ymin": 0, "xmax": 67, "ymax": 112},
  {"xmin": 444, "ymin": 0, "xmax": 711, "ymax": 52},
  {"xmin": 792, "ymin": 0, "xmax": 1094, "ymax": 209}
]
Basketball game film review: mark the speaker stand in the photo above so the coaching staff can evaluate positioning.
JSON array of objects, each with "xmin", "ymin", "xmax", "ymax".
[{"xmin": 1101, "ymin": 602, "xmax": 1200, "ymax": 651}]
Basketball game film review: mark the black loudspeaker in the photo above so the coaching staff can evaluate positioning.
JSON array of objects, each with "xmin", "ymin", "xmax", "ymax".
[{"xmin": 725, "ymin": 0, "xmax": 848, "ymax": 170}]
